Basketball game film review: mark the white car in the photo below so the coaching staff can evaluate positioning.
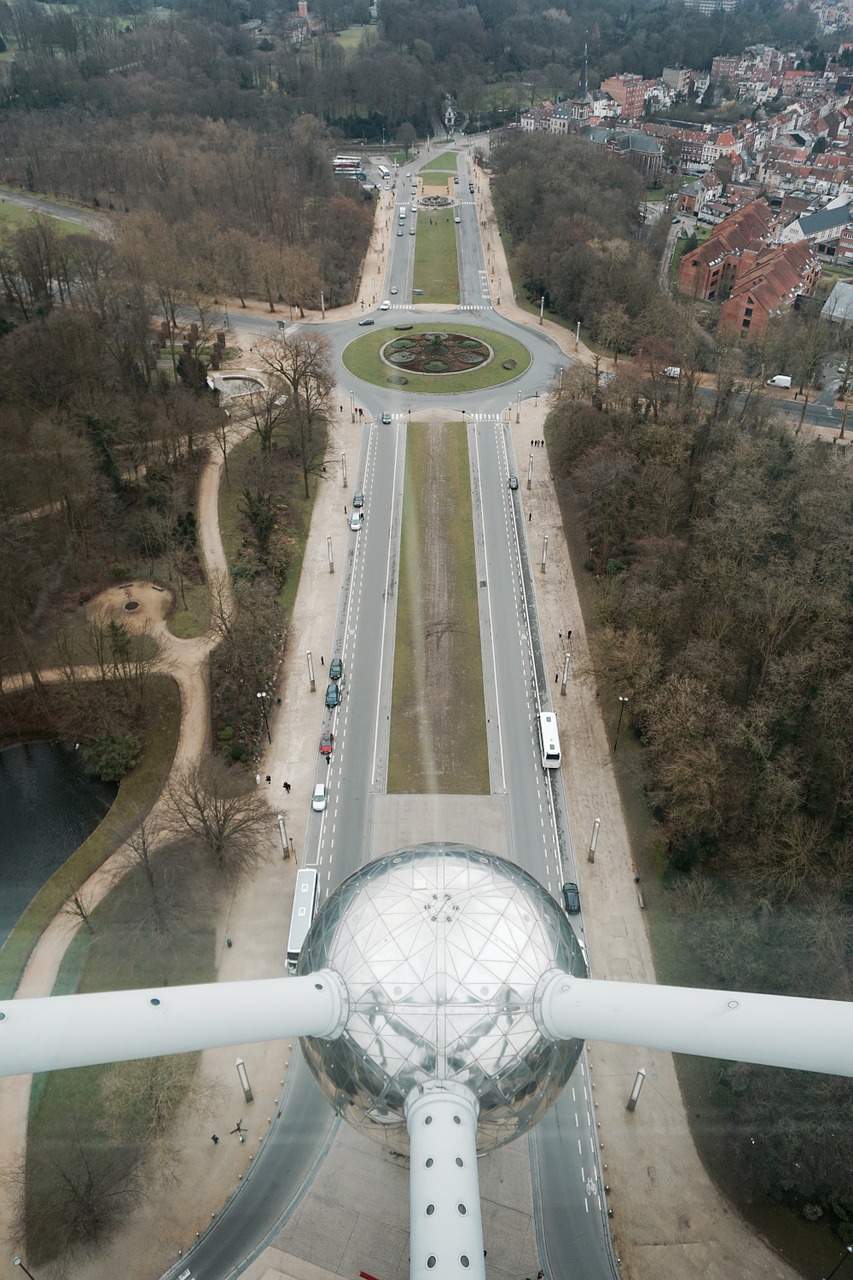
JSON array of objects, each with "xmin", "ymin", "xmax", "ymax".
[
  {"xmin": 454, "ymin": 215, "xmax": 461, "ymax": 224},
  {"xmin": 349, "ymin": 511, "xmax": 363, "ymax": 531},
  {"xmin": 380, "ymin": 300, "xmax": 391, "ymax": 310},
  {"xmin": 312, "ymin": 782, "xmax": 327, "ymax": 812}
]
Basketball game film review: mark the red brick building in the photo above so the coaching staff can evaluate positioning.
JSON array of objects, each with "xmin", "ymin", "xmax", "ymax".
[
  {"xmin": 677, "ymin": 198, "xmax": 776, "ymax": 300},
  {"xmin": 599, "ymin": 74, "xmax": 652, "ymax": 120},
  {"xmin": 719, "ymin": 240, "xmax": 820, "ymax": 339}
]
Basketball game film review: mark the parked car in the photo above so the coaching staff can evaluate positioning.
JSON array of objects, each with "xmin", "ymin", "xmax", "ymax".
[
  {"xmin": 312, "ymin": 782, "xmax": 328, "ymax": 812},
  {"xmin": 358, "ymin": 317, "xmax": 375, "ymax": 326},
  {"xmin": 454, "ymin": 215, "xmax": 461, "ymax": 224},
  {"xmin": 766, "ymin": 374, "xmax": 792, "ymax": 388},
  {"xmin": 663, "ymin": 366, "xmax": 681, "ymax": 380},
  {"xmin": 320, "ymin": 730, "xmax": 334, "ymax": 756},
  {"xmin": 325, "ymin": 682, "xmax": 340, "ymax": 708},
  {"xmin": 352, "ymin": 491, "xmax": 364, "ymax": 509},
  {"xmin": 349, "ymin": 511, "xmax": 363, "ymax": 531},
  {"xmin": 329, "ymin": 657, "xmax": 343, "ymax": 680},
  {"xmin": 562, "ymin": 882, "xmax": 581, "ymax": 915},
  {"xmin": 410, "ymin": 228, "xmax": 416, "ymax": 235},
  {"xmin": 508, "ymin": 475, "xmax": 519, "ymax": 491}
]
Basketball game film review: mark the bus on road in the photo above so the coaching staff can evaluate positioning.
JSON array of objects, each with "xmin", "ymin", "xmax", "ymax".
[
  {"xmin": 537, "ymin": 712, "xmax": 561, "ymax": 770},
  {"xmin": 377, "ymin": 164, "xmax": 390, "ymax": 180},
  {"xmin": 286, "ymin": 868, "xmax": 319, "ymax": 973}
]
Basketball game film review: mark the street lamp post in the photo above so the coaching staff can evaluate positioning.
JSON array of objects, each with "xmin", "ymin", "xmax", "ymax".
[
  {"xmin": 539, "ymin": 295, "xmax": 545, "ymax": 325},
  {"xmin": 614, "ymin": 695, "xmax": 629, "ymax": 751},
  {"xmin": 256, "ymin": 692, "xmax": 271, "ymax": 744},
  {"xmin": 824, "ymin": 1246, "xmax": 853, "ymax": 1280},
  {"xmin": 14, "ymin": 1261, "xmax": 36, "ymax": 1280}
]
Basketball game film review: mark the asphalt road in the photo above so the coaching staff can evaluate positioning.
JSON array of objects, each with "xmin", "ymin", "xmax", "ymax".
[{"xmin": 170, "ymin": 149, "xmax": 617, "ymax": 1280}]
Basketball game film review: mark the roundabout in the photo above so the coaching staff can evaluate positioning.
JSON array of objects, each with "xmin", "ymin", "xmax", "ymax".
[{"xmin": 342, "ymin": 321, "xmax": 532, "ymax": 393}]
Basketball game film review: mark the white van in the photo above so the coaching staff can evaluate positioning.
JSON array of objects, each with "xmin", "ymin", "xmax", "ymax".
[{"xmin": 766, "ymin": 375, "xmax": 792, "ymax": 388}]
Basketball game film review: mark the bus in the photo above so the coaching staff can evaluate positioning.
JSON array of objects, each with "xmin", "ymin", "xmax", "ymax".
[
  {"xmin": 334, "ymin": 168, "xmax": 367, "ymax": 181},
  {"xmin": 333, "ymin": 154, "xmax": 361, "ymax": 169},
  {"xmin": 377, "ymin": 164, "xmax": 390, "ymax": 180},
  {"xmin": 537, "ymin": 712, "xmax": 561, "ymax": 770},
  {"xmin": 286, "ymin": 868, "xmax": 319, "ymax": 974}
]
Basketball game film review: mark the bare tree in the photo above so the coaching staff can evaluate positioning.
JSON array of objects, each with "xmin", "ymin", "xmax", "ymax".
[
  {"xmin": 254, "ymin": 331, "xmax": 335, "ymax": 494},
  {"xmin": 62, "ymin": 889, "xmax": 96, "ymax": 935},
  {"xmin": 165, "ymin": 759, "xmax": 272, "ymax": 884},
  {"xmin": 101, "ymin": 1054, "xmax": 222, "ymax": 1183}
]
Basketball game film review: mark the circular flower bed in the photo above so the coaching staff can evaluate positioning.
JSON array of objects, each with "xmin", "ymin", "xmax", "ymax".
[{"xmin": 380, "ymin": 330, "xmax": 492, "ymax": 375}]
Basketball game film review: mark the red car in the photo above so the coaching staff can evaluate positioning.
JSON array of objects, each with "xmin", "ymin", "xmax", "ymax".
[{"xmin": 320, "ymin": 730, "xmax": 334, "ymax": 756}]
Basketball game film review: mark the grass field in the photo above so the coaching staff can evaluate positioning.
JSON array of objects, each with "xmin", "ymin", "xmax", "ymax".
[
  {"xmin": 334, "ymin": 23, "xmax": 374, "ymax": 50},
  {"xmin": 0, "ymin": 197, "xmax": 82, "ymax": 236},
  {"xmin": 342, "ymin": 322, "xmax": 531, "ymax": 394},
  {"xmin": 388, "ymin": 421, "xmax": 489, "ymax": 793},
  {"xmin": 413, "ymin": 212, "xmax": 459, "ymax": 302},
  {"xmin": 421, "ymin": 151, "xmax": 458, "ymax": 172}
]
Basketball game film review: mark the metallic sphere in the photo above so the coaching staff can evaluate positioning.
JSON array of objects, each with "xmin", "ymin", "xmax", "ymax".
[{"xmin": 298, "ymin": 843, "xmax": 587, "ymax": 1153}]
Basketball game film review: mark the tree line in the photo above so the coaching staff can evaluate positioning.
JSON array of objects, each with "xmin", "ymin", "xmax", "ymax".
[{"xmin": 547, "ymin": 352, "xmax": 853, "ymax": 1233}]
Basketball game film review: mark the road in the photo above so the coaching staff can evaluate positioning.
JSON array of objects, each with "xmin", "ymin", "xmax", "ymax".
[{"xmin": 174, "ymin": 149, "xmax": 618, "ymax": 1280}]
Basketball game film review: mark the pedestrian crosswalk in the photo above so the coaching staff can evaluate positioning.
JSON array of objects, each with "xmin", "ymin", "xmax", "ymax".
[
  {"xmin": 375, "ymin": 412, "xmax": 506, "ymax": 424},
  {"xmin": 378, "ymin": 302, "xmax": 493, "ymax": 311}
]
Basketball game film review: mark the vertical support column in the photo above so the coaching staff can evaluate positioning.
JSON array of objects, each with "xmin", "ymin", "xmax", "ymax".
[{"xmin": 406, "ymin": 1083, "xmax": 486, "ymax": 1280}]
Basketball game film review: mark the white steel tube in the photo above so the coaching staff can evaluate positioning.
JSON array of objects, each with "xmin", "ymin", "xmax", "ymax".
[
  {"xmin": 406, "ymin": 1083, "xmax": 485, "ymax": 1280},
  {"xmin": 535, "ymin": 974, "xmax": 853, "ymax": 1077},
  {"xmin": 0, "ymin": 971, "xmax": 347, "ymax": 1078}
]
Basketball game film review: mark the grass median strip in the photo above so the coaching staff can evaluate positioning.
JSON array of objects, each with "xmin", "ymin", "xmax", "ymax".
[
  {"xmin": 413, "ymin": 214, "xmax": 459, "ymax": 303},
  {"xmin": 388, "ymin": 421, "xmax": 489, "ymax": 794}
]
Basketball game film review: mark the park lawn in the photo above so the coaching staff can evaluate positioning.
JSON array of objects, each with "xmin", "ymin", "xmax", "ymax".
[
  {"xmin": 0, "ymin": 198, "xmax": 82, "ymax": 236},
  {"xmin": 334, "ymin": 23, "xmax": 372, "ymax": 50},
  {"xmin": 421, "ymin": 151, "xmax": 458, "ymax": 172},
  {"xmin": 413, "ymin": 213, "xmax": 460, "ymax": 302},
  {"xmin": 388, "ymin": 421, "xmax": 488, "ymax": 794}
]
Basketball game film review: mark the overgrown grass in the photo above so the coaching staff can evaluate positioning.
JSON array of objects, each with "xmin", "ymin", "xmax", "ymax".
[
  {"xmin": 342, "ymin": 321, "xmax": 531, "ymax": 393},
  {"xmin": 413, "ymin": 212, "xmax": 460, "ymax": 302},
  {"xmin": 166, "ymin": 579, "xmax": 212, "ymax": 638},
  {"xmin": 0, "ymin": 677, "xmax": 181, "ymax": 999},
  {"xmin": 388, "ymin": 422, "xmax": 489, "ymax": 793}
]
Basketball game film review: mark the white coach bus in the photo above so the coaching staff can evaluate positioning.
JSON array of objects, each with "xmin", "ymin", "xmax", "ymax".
[
  {"xmin": 537, "ymin": 712, "xmax": 561, "ymax": 769},
  {"xmin": 286, "ymin": 868, "xmax": 319, "ymax": 974}
]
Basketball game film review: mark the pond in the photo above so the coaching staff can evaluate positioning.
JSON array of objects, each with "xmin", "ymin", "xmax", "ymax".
[{"xmin": 0, "ymin": 741, "xmax": 118, "ymax": 948}]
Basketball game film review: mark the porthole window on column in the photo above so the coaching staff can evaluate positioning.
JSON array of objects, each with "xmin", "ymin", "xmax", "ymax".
[
  {"xmin": 425, "ymin": 1158, "xmax": 434, "ymax": 1167},
  {"xmin": 455, "ymin": 1156, "xmax": 464, "ymax": 1167},
  {"xmin": 426, "ymin": 1205, "xmax": 435, "ymax": 1216},
  {"xmin": 453, "ymin": 1114, "xmax": 461, "ymax": 1124},
  {"xmin": 461, "ymin": 1256, "xmax": 470, "ymax": 1268},
  {"xmin": 457, "ymin": 1203, "xmax": 467, "ymax": 1215},
  {"xmin": 425, "ymin": 1115, "xmax": 433, "ymax": 1125},
  {"xmin": 427, "ymin": 1257, "xmax": 437, "ymax": 1269}
]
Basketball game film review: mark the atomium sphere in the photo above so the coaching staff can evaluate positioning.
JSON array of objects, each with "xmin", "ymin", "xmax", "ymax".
[{"xmin": 298, "ymin": 843, "xmax": 587, "ymax": 1153}]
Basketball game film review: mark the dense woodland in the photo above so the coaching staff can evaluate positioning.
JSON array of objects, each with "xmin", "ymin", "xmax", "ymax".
[{"xmin": 548, "ymin": 362, "xmax": 853, "ymax": 1231}]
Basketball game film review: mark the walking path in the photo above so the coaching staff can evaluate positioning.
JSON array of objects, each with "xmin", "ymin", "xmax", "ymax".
[{"xmin": 0, "ymin": 154, "xmax": 805, "ymax": 1280}]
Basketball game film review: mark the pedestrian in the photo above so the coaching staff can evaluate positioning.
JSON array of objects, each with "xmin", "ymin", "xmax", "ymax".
[
  {"xmin": 320, "ymin": 655, "xmax": 324, "ymax": 665},
  {"xmin": 529, "ymin": 512, "xmax": 532, "ymax": 522},
  {"xmin": 530, "ymin": 439, "xmax": 534, "ymax": 447},
  {"xmin": 340, "ymin": 404, "xmax": 343, "ymax": 413},
  {"xmin": 344, "ymin": 505, "xmax": 347, "ymax": 514},
  {"xmin": 265, "ymin": 775, "xmax": 271, "ymax": 784},
  {"xmin": 555, "ymin": 672, "xmax": 559, "ymax": 683},
  {"xmin": 255, "ymin": 773, "xmax": 260, "ymax": 785},
  {"xmin": 211, "ymin": 1134, "xmax": 219, "ymax": 1145}
]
